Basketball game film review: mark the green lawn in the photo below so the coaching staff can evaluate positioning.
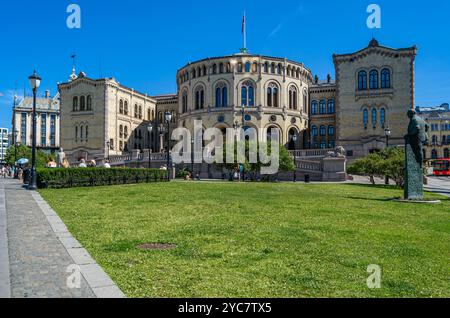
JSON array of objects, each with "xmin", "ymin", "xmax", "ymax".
[{"xmin": 40, "ymin": 182, "xmax": 450, "ymax": 298}]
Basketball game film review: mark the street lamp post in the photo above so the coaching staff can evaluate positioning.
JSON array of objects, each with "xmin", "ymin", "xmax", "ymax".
[
  {"xmin": 384, "ymin": 127, "xmax": 391, "ymax": 148},
  {"xmin": 12, "ymin": 95, "xmax": 18, "ymax": 178},
  {"xmin": 28, "ymin": 71, "xmax": 41, "ymax": 191},
  {"xmin": 384, "ymin": 127, "xmax": 391, "ymax": 185},
  {"xmin": 106, "ymin": 141, "xmax": 110, "ymax": 160},
  {"xmin": 191, "ymin": 137, "xmax": 195, "ymax": 175},
  {"xmin": 292, "ymin": 134, "xmax": 298, "ymax": 182},
  {"xmin": 148, "ymin": 123, "xmax": 153, "ymax": 169},
  {"xmin": 165, "ymin": 111, "xmax": 172, "ymax": 181}
]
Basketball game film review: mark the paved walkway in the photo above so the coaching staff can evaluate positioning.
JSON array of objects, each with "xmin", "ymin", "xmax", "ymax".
[
  {"xmin": 426, "ymin": 176, "xmax": 450, "ymax": 198},
  {"xmin": 0, "ymin": 178, "xmax": 124, "ymax": 298}
]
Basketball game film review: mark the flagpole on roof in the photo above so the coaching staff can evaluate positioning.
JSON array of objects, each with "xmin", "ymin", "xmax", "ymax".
[
  {"xmin": 241, "ymin": 11, "xmax": 247, "ymax": 53},
  {"xmin": 244, "ymin": 11, "xmax": 247, "ymax": 51}
]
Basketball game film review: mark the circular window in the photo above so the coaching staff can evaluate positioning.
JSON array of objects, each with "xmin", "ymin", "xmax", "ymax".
[
  {"xmin": 291, "ymin": 117, "xmax": 297, "ymax": 124},
  {"xmin": 244, "ymin": 114, "xmax": 252, "ymax": 122},
  {"xmin": 218, "ymin": 115, "xmax": 225, "ymax": 123},
  {"xmin": 270, "ymin": 115, "xmax": 277, "ymax": 122}
]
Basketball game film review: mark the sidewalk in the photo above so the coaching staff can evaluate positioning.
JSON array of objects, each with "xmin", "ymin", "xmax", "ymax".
[{"xmin": 0, "ymin": 178, "xmax": 124, "ymax": 298}]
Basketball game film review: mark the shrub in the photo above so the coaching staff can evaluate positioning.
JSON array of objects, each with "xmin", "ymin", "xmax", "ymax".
[
  {"xmin": 37, "ymin": 168, "xmax": 168, "ymax": 189},
  {"xmin": 348, "ymin": 147, "xmax": 405, "ymax": 186}
]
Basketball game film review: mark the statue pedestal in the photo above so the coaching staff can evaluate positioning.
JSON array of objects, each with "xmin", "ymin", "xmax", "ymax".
[{"xmin": 404, "ymin": 142, "xmax": 424, "ymax": 200}]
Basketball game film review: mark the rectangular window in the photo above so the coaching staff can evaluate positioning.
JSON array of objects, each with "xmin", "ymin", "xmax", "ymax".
[
  {"xmin": 50, "ymin": 115, "xmax": 56, "ymax": 147},
  {"xmin": 21, "ymin": 113, "xmax": 27, "ymax": 145},
  {"xmin": 41, "ymin": 114, "xmax": 47, "ymax": 147}
]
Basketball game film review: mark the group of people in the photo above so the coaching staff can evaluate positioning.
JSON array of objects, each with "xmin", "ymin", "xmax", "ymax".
[
  {"xmin": 78, "ymin": 159, "xmax": 111, "ymax": 168},
  {"xmin": 1, "ymin": 165, "xmax": 13, "ymax": 178},
  {"xmin": 1, "ymin": 165, "xmax": 25, "ymax": 180}
]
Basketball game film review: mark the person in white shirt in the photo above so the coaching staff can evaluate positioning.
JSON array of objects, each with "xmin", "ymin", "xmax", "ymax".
[{"xmin": 79, "ymin": 159, "xmax": 87, "ymax": 168}]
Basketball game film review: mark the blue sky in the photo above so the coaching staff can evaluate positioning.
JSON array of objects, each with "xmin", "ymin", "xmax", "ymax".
[{"xmin": 1, "ymin": 0, "xmax": 449, "ymax": 129}]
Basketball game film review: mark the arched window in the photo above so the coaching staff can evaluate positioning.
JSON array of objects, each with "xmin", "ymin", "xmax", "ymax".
[
  {"xmin": 252, "ymin": 62, "xmax": 258, "ymax": 73},
  {"xmin": 241, "ymin": 81, "xmax": 254, "ymax": 107},
  {"xmin": 372, "ymin": 108, "xmax": 377, "ymax": 128},
  {"xmin": 119, "ymin": 125, "xmax": 123, "ymax": 138},
  {"xmin": 75, "ymin": 126, "xmax": 78, "ymax": 142},
  {"xmin": 267, "ymin": 83, "xmax": 279, "ymax": 107},
  {"xmin": 380, "ymin": 108, "xmax": 386, "ymax": 128},
  {"xmin": 320, "ymin": 125, "xmax": 326, "ymax": 137},
  {"xmin": 277, "ymin": 63, "xmax": 283, "ymax": 75},
  {"xmin": 432, "ymin": 135, "xmax": 437, "ymax": 144},
  {"xmin": 289, "ymin": 86, "xmax": 298, "ymax": 110},
  {"xmin": 212, "ymin": 64, "xmax": 217, "ymax": 74},
  {"xmin": 195, "ymin": 86, "xmax": 205, "ymax": 110},
  {"xmin": 363, "ymin": 109, "xmax": 369, "ymax": 129},
  {"xmin": 328, "ymin": 125, "xmax": 335, "ymax": 137},
  {"xmin": 134, "ymin": 104, "xmax": 138, "ymax": 118},
  {"xmin": 303, "ymin": 92, "xmax": 307, "ymax": 113},
  {"xmin": 87, "ymin": 96, "xmax": 92, "ymax": 111},
  {"xmin": 312, "ymin": 125, "xmax": 318, "ymax": 137},
  {"xmin": 147, "ymin": 108, "xmax": 151, "ymax": 121},
  {"xmin": 358, "ymin": 71, "xmax": 368, "ymax": 90},
  {"xmin": 80, "ymin": 125, "xmax": 84, "ymax": 141},
  {"xmin": 264, "ymin": 62, "xmax": 269, "ymax": 73},
  {"xmin": 215, "ymin": 82, "xmax": 228, "ymax": 107},
  {"xmin": 139, "ymin": 106, "xmax": 143, "ymax": 119},
  {"xmin": 444, "ymin": 148, "xmax": 450, "ymax": 158},
  {"xmin": 271, "ymin": 63, "xmax": 275, "ymax": 74},
  {"xmin": 381, "ymin": 69, "xmax": 391, "ymax": 88},
  {"xmin": 328, "ymin": 99, "xmax": 335, "ymax": 114},
  {"xmin": 219, "ymin": 63, "xmax": 224, "ymax": 74},
  {"xmin": 311, "ymin": 101, "xmax": 318, "ymax": 115},
  {"xmin": 73, "ymin": 97, "xmax": 78, "ymax": 111},
  {"xmin": 369, "ymin": 70, "xmax": 379, "ymax": 89},
  {"xmin": 431, "ymin": 149, "xmax": 438, "ymax": 159},
  {"xmin": 85, "ymin": 126, "xmax": 89, "ymax": 142},
  {"xmin": 192, "ymin": 68, "xmax": 196, "ymax": 78},
  {"xmin": 124, "ymin": 101, "xmax": 128, "ymax": 115},
  {"xmin": 203, "ymin": 65, "xmax": 207, "ymax": 76},
  {"xmin": 319, "ymin": 100, "xmax": 326, "ymax": 114},
  {"xmin": 119, "ymin": 100, "xmax": 124, "ymax": 114},
  {"xmin": 182, "ymin": 91, "xmax": 188, "ymax": 113},
  {"xmin": 245, "ymin": 62, "xmax": 251, "ymax": 72},
  {"xmin": 80, "ymin": 96, "xmax": 86, "ymax": 111}
]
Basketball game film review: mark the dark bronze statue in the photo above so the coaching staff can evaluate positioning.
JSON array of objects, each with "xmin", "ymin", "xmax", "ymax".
[{"xmin": 404, "ymin": 109, "xmax": 429, "ymax": 200}]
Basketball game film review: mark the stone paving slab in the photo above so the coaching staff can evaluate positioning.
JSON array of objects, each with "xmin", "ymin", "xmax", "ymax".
[
  {"xmin": 1, "ymin": 178, "xmax": 125, "ymax": 298},
  {"xmin": 0, "ymin": 182, "xmax": 11, "ymax": 298},
  {"xmin": 30, "ymin": 190, "xmax": 126, "ymax": 298}
]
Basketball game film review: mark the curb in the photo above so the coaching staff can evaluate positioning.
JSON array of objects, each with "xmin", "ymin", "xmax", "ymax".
[
  {"xmin": 31, "ymin": 192, "xmax": 126, "ymax": 298},
  {"xmin": 0, "ymin": 183, "xmax": 11, "ymax": 298}
]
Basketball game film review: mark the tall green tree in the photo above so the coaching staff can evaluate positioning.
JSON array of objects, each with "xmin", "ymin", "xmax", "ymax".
[
  {"xmin": 5, "ymin": 145, "xmax": 53, "ymax": 168},
  {"xmin": 214, "ymin": 140, "xmax": 295, "ymax": 180}
]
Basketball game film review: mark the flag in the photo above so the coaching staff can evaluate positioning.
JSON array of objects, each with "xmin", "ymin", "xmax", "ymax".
[{"xmin": 242, "ymin": 13, "xmax": 246, "ymax": 34}]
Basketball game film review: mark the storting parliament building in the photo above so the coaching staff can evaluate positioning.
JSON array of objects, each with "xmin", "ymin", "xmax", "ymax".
[{"xmin": 58, "ymin": 39, "xmax": 417, "ymax": 163}]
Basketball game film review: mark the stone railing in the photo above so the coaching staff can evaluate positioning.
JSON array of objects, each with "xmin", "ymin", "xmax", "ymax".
[
  {"xmin": 296, "ymin": 160, "xmax": 323, "ymax": 172},
  {"xmin": 290, "ymin": 149, "xmax": 333, "ymax": 158}
]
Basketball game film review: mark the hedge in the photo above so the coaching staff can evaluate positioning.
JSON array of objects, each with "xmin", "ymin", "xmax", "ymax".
[{"xmin": 37, "ymin": 168, "xmax": 169, "ymax": 189}]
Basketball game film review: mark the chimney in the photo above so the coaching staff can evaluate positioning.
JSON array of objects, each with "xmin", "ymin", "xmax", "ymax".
[
  {"xmin": 327, "ymin": 74, "xmax": 331, "ymax": 83},
  {"xmin": 45, "ymin": 90, "xmax": 50, "ymax": 98}
]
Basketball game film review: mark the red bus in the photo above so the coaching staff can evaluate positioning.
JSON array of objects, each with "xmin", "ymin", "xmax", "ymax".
[{"xmin": 433, "ymin": 159, "xmax": 450, "ymax": 176}]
